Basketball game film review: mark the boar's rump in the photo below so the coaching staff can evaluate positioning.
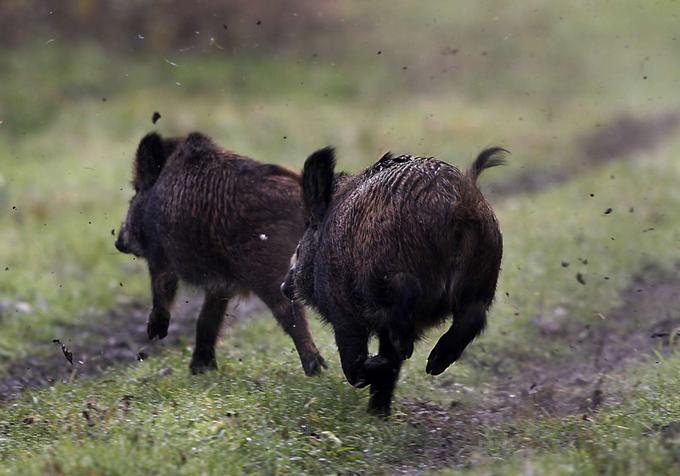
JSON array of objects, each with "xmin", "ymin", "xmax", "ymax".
[{"xmin": 282, "ymin": 146, "xmax": 507, "ymax": 415}]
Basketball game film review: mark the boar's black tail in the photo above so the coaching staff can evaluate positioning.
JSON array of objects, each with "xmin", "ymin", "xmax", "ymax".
[{"xmin": 467, "ymin": 147, "xmax": 509, "ymax": 184}]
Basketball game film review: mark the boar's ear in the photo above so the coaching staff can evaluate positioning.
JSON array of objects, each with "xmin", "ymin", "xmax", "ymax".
[
  {"xmin": 134, "ymin": 132, "xmax": 167, "ymax": 190},
  {"xmin": 302, "ymin": 146, "xmax": 336, "ymax": 221},
  {"xmin": 179, "ymin": 132, "xmax": 218, "ymax": 162},
  {"xmin": 161, "ymin": 137, "xmax": 182, "ymax": 159}
]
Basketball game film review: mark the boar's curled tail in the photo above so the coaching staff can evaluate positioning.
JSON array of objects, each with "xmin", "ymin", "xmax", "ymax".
[{"xmin": 467, "ymin": 147, "xmax": 509, "ymax": 184}]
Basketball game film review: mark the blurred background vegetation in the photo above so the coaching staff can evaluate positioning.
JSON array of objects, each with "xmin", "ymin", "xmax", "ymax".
[{"xmin": 1, "ymin": 1, "xmax": 680, "ymax": 474}]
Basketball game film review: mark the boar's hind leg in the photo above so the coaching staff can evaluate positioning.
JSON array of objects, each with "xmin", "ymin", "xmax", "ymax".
[
  {"xmin": 147, "ymin": 260, "xmax": 179, "ymax": 341},
  {"xmin": 333, "ymin": 324, "xmax": 371, "ymax": 388},
  {"xmin": 366, "ymin": 331, "xmax": 403, "ymax": 417},
  {"xmin": 190, "ymin": 290, "xmax": 229, "ymax": 375},
  {"xmin": 425, "ymin": 301, "xmax": 487, "ymax": 376},
  {"xmin": 257, "ymin": 286, "xmax": 327, "ymax": 376},
  {"xmin": 386, "ymin": 273, "xmax": 421, "ymax": 361}
]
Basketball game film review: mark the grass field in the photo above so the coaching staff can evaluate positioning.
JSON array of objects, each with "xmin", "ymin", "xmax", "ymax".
[{"xmin": 1, "ymin": 1, "xmax": 680, "ymax": 474}]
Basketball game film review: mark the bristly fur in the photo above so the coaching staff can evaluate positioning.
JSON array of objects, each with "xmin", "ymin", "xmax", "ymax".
[
  {"xmin": 467, "ymin": 147, "xmax": 509, "ymax": 184},
  {"xmin": 182, "ymin": 132, "xmax": 215, "ymax": 158},
  {"xmin": 282, "ymin": 145, "xmax": 506, "ymax": 416},
  {"xmin": 377, "ymin": 151, "xmax": 394, "ymax": 163},
  {"xmin": 117, "ymin": 132, "xmax": 327, "ymax": 378}
]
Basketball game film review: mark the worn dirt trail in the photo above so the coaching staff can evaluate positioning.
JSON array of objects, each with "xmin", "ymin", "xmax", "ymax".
[
  {"xmin": 0, "ymin": 293, "xmax": 263, "ymax": 400},
  {"xmin": 488, "ymin": 110, "xmax": 679, "ymax": 197},
  {"xmin": 395, "ymin": 263, "xmax": 680, "ymax": 473}
]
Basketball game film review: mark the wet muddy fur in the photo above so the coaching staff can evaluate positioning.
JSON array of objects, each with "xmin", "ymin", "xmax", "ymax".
[
  {"xmin": 283, "ymin": 147, "xmax": 506, "ymax": 415},
  {"xmin": 116, "ymin": 132, "xmax": 326, "ymax": 376}
]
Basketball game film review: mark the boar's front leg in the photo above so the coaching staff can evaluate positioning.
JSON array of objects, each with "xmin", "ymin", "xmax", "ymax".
[
  {"xmin": 190, "ymin": 290, "xmax": 229, "ymax": 375},
  {"xmin": 147, "ymin": 257, "xmax": 179, "ymax": 340},
  {"xmin": 333, "ymin": 324, "xmax": 371, "ymax": 388}
]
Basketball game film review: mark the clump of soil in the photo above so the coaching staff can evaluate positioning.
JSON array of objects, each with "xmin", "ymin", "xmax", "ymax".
[
  {"xmin": 397, "ymin": 263, "xmax": 680, "ymax": 473},
  {"xmin": 0, "ymin": 293, "xmax": 264, "ymax": 400}
]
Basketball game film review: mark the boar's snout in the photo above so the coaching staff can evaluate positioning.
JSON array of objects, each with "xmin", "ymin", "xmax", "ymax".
[
  {"xmin": 114, "ymin": 234, "xmax": 130, "ymax": 254},
  {"xmin": 114, "ymin": 223, "xmax": 135, "ymax": 255}
]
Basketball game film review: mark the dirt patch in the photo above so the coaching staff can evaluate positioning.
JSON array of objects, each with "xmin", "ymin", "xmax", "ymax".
[
  {"xmin": 395, "ymin": 263, "xmax": 680, "ymax": 473},
  {"xmin": 489, "ymin": 110, "xmax": 680, "ymax": 197},
  {"xmin": 0, "ymin": 292, "xmax": 264, "ymax": 400},
  {"xmin": 582, "ymin": 111, "xmax": 680, "ymax": 163}
]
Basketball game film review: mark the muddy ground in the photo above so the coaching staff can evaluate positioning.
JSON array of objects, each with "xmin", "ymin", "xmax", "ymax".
[
  {"xmin": 397, "ymin": 262, "xmax": 680, "ymax": 473},
  {"xmin": 0, "ymin": 292, "xmax": 265, "ymax": 400}
]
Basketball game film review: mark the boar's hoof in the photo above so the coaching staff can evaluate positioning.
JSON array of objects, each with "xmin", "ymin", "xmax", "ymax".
[
  {"xmin": 425, "ymin": 349, "xmax": 453, "ymax": 376},
  {"xmin": 302, "ymin": 353, "xmax": 328, "ymax": 376},
  {"xmin": 348, "ymin": 366, "xmax": 370, "ymax": 388},
  {"xmin": 147, "ymin": 309, "xmax": 170, "ymax": 340},
  {"xmin": 367, "ymin": 400, "xmax": 392, "ymax": 418},
  {"xmin": 363, "ymin": 355, "xmax": 391, "ymax": 373},
  {"xmin": 387, "ymin": 326, "xmax": 415, "ymax": 361},
  {"xmin": 350, "ymin": 355, "xmax": 392, "ymax": 388},
  {"xmin": 347, "ymin": 355, "xmax": 390, "ymax": 388},
  {"xmin": 189, "ymin": 357, "xmax": 218, "ymax": 375},
  {"xmin": 392, "ymin": 336, "xmax": 414, "ymax": 361}
]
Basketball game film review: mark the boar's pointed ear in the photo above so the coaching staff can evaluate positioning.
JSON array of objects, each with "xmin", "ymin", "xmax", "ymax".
[
  {"xmin": 135, "ymin": 132, "xmax": 167, "ymax": 190},
  {"xmin": 180, "ymin": 132, "xmax": 218, "ymax": 162},
  {"xmin": 161, "ymin": 137, "xmax": 182, "ymax": 159},
  {"xmin": 302, "ymin": 146, "xmax": 336, "ymax": 221}
]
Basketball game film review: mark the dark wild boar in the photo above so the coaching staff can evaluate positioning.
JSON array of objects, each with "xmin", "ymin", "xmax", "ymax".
[
  {"xmin": 281, "ymin": 147, "xmax": 506, "ymax": 415},
  {"xmin": 115, "ymin": 132, "xmax": 326, "ymax": 375}
]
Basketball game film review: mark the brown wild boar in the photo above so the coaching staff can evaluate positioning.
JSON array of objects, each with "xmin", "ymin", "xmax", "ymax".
[
  {"xmin": 281, "ymin": 147, "xmax": 506, "ymax": 415},
  {"xmin": 115, "ymin": 132, "xmax": 327, "ymax": 375}
]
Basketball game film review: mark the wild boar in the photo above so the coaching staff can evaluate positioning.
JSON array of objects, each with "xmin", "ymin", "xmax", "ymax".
[
  {"xmin": 282, "ymin": 147, "xmax": 506, "ymax": 415},
  {"xmin": 115, "ymin": 132, "xmax": 326, "ymax": 376}
]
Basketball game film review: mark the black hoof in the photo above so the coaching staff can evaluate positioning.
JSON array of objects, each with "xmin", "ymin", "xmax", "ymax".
[
  {"xmin": 349, "ymin": 356, "xmax": 394, "ymax": 388},
  {"xmin": 147, "ymin": 309, "xmax": 170, "ymax": 340},
  {"xmin": 425, "ymin": 350, "xmax": 453, "ymax": 376},
  {"xmin": 189, "ymin": 356, "xmax": 217, "ymax": 375},
  {"xmin": 388, "ymin": 329, "xmax": 414, "ymax": 361},
  {"xmin": 363, "ymin": 355, "xmax": 391, "ymax": 373},
  {"xmin": 367, "ymin": 400, "xmax": 391, "ymax": 418},
  {"xmin": 302, "ymin": 353, "xmax": 328, "ymax": 376}
]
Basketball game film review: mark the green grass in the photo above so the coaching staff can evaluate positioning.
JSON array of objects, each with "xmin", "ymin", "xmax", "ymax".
[
  {"xmin": 1, "ymin": 138, "xmax": 679, "ymax": 473},
  {"xmin": 2, "ymin": 0, "xmax": 680, "ymax": 473},
  {"xmin": 447, "ymin": 352, "xmax": 680, "ymax": 476},
  {"xmin": 0, "ymin": 317, "xmax": 426, "ymax": 475}
]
